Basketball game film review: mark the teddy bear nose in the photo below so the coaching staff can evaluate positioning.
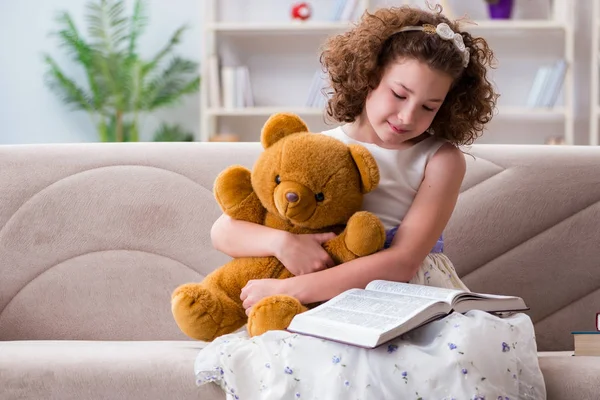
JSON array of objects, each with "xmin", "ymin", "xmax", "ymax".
[{"xmin": 286, "ymin": 191, "xmax": 299, "ymax": 203}]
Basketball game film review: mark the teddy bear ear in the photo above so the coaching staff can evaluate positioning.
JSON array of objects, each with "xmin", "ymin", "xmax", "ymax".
[
  {"xmin": 348, "ymin": 144, "xmax": 380, "ymax": 194},
  {"xmin": 261, "ymin": 113, "xmax": 309, "ymax": 149}
]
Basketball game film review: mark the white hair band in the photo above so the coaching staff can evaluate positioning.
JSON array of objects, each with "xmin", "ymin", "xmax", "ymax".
[{"xmin": 395, "ymin": 22, "xmax": 470, "ymax": 68}]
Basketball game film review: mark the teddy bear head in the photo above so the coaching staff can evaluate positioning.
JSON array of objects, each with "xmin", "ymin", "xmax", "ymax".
[{"xmin": 251, "ymin": 113, "xmax": 379, "ymax": 230}]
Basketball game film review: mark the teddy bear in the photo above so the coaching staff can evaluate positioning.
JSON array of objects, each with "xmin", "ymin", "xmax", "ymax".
[{"xmin": 171, "ymin": 112, "xmax": 386, "ymax": 342}]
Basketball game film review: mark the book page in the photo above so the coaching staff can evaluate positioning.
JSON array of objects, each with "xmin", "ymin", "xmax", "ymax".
[
  {"xmin": 303, "ymin": 289, "xmax": 442, "ymax": 332},
  {"xmin": 366, "ymin": 280, "xmax": 464, "ymax": 304}
]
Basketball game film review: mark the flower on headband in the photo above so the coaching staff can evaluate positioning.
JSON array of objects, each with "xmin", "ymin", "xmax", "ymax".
[
  {"xmin": 427, "ymin": 23, "xmax": 470, "ymax": 68},
  {"xmin": 397, "ymin": 23, "xmax": 470, "ymax": 68}
]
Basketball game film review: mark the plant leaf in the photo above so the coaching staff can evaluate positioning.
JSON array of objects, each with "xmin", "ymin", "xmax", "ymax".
[
  {"xmin": 86, "ymin": 0, "xmax": 128, "ymax": 54},
  {"xmin": 128, "ymin": 0, "xmax": 147, "ymax": 56},
  {"xmin": 142, "ymin": 57, "xmax": 199, "ymax": 110},
  {"xmin": 43, "ymin": 55, "xmax": 94, "ymax": 112},
  {"xmin": 153, "ymin": 122, "xmax": 194, "ymax": 141},
  {"xmin": 51, "ymin": 12, "xmax": 109, "ymax": 110},
  {"xmin": 141, "ymin": 25, "xmax": 187, "ymax": 75}
]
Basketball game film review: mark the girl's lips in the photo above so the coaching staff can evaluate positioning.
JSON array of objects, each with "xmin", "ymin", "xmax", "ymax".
[{"xmin": 388, "ymin": 122, "xmax": 409, "ymax": 134}]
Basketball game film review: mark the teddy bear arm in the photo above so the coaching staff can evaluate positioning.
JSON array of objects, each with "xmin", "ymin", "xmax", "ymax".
[
  {"xmin": 214, "ymin": 165, "xmax": 267, "ymax": 224},
  {"xmin": 322, "ymin": 235, "xmax": 361, "ymax": 264},
  {"xmin": 326, "ymin": 211, "xmax": 386, "ymax": 261}
]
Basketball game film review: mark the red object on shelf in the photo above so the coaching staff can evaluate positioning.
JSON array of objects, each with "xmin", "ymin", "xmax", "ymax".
[{"xmin": 291, "ymin": 2, "xmax": 312, "ymax": 21}]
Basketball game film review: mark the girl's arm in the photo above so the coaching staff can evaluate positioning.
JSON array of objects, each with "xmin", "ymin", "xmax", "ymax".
[
  {"xmin": 276, "ymin": 143, "xmax": 466, "ymax": 304},
  {"xmin": 210, "ymin": 214, "xmax": 337, "ymax": 274},
  {"xmin": 210, "ymin": 213, "xmax": 285, "ymax": 258}
]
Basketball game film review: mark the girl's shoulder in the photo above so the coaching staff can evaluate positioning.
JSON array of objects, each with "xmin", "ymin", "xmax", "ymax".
[
  {"xmin": 319, "ymin": 126, "xmax": 353, "ymax": 144},
  {"xmin": 425, "ymin": 140, "xmax": 467, "ymax": 179}
]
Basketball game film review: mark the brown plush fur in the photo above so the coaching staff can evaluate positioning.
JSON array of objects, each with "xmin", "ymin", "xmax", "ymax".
[{"xmin": 171, "ymin": 113, "xmax": 386, "ymax": 341}]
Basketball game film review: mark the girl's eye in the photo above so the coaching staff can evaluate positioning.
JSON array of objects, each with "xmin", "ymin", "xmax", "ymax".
[
  {"xmin": 423, "ymin": 106, "xmax": 435, "ymax": 112},
  {"xmin": 392, "ymin": 91, "xmax": 405, "ymax": 100}
]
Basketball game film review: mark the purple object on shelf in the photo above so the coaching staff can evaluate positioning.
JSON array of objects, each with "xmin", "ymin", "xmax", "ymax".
[{"xmin": 488, "ymin": 0, "xmax": 514, "ymax": 20}]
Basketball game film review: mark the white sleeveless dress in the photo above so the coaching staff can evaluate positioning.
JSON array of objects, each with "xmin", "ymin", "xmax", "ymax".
[
  {"xmin": 193, "ymin": 128, "xmax": 546, "ymax": 400},
  {"xmin": 321, "ymin": 126, "xmax": 468, "ymax": 291}
]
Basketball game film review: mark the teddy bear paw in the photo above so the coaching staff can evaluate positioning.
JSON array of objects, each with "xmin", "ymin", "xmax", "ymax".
[
  {"xmin": 344, "ymin": 211, "xmax": 386, "ymax": 256},
  {"xmin": 247, "ymin": 295, "xmax": 308, "ymax": 337},
  {"xmin": 171, "ymin": 284, "xmax": 223, "ymax": 342},
  {"xmin": 214, "ymin": 166, "xmax": 253, "ymax": 213}
]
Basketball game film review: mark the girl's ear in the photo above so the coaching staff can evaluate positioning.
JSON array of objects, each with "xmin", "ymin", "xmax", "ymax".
[{"xmin": 348, "ymin": 144, "xmax": 379, "ymax": 193}]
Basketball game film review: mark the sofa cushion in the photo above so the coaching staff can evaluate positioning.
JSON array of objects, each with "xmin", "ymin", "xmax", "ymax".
[
  {"xmin": 2, "ymin": 341, "xmax": 599, "ymax": 400},
  {"xmin": 0, "ymin": 340, "xmax": 224, "ymax": 400},
  {"xmin": 538, "ymin": 351, "xmax": 600, "ymax": 400}
]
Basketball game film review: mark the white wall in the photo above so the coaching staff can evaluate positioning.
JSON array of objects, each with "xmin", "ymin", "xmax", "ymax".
[
  {"xmin": 0, "ymin": 0, "xmax": 201, "ymax": 144},
  {"xmin": 0, "ymin": 0, "xmax": 593, "ymax": 144}
]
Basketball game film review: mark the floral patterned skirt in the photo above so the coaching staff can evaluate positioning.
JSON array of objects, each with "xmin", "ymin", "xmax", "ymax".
[
  {"xmin": 193, "ymin": 255, "xmax": 546, "ymax": 400},
  {"xmin": 194, "ymin": 311, "xmax": 545, "ymax": 400},
  {"xmin": 409, "ymin": 252, "xmax": 470, "ymax": 291}
]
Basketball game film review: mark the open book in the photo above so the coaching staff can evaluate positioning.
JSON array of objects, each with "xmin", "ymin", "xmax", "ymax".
[{"xmin": 286, "ymin": 280, "xmax": 529, "ymax": 349}]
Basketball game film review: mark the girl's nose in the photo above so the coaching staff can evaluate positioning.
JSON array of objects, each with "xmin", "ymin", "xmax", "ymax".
[{"xmin": 398, "ymin": 107, "xmax": 415, "ymax": 125}]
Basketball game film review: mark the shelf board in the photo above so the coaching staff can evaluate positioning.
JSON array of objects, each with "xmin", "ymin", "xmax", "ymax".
[
  {"xmin": 463, "ymin": 19, "xmax": 567, "ymax": 31},
  {"xmin": 207, "ymin": 19, "xmax": 567, "ymax": 35},
  {"xmin": 496, "ymin": 106, "xmax": 566, "ymax": 119},
  {"xmin": 208, "ymin": 107, "xmax": 325, "ymax": 116},
  {"xmin": 207, "ymin": 21, "xmax": 352, "ymax": 35},
  {"xmin": 208, "ymin": 106, "xmax": 566, "ymax": 120}
]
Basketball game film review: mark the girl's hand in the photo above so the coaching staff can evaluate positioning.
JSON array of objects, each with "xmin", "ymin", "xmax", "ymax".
[
  {"xmin": 275, "ymin": 232, "xmax": 337, "ymax": 275},
  {"xmin": 241, "ymin": 279, "xmax": 286, "ymax": 315}
]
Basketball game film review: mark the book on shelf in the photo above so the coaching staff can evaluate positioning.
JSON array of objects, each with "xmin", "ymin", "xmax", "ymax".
[
  {"xmin": 526, "ymin": 59, "xmax": 567, "ymax": 108},
  {"xmin": 207, "ymin": 55, "xmax": 254, "ymax": 109},
  {"xmin": 305, "ymin": 69, "xmax": 330, "ymax": 108},
  {"xmin": 286, "ymin": 280, "xmax": 529, "ymax": 349},
  {"xmin": 329, "ymin": 0, "xmax": 360, "ymax": 21},
  {"xmin": 207, "ymin": 54, "xmax": 221, "ymax": 108},
  {"xmin": 572, "ymin": 332, "xmax": 600, "ymax": 356}
]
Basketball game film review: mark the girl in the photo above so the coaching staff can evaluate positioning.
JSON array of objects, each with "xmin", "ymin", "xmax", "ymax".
[
  {"xmin": 212, "ymin": 4, "xmax": 497, "ymax": 313},
  {"xmin": 196, "ymin": 6, "xmax": 546, "ymax": 399}
]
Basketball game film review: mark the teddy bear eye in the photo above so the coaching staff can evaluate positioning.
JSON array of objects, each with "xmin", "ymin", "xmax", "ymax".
[
  {"xmin": 275, "ymin": 175, "xmax": 281, "ymax": 184},
  {"xmin": 315, "ymin": 192, "xmax": 325, "ymax": 202}
]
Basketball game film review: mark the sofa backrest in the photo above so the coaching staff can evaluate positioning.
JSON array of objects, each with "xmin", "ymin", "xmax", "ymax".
[{"xmin": 0, "ymin": 142, "xmax": 598, "ymax": 351}]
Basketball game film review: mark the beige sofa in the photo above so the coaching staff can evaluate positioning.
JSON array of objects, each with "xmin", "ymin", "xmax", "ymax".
[{"xmin": 0, "ymin": 141, "xmax": 599, "ymax": 399}]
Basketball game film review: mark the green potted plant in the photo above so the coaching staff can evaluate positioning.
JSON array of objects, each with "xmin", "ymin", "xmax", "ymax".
[
  {"xmin": 485, "ymin": 0, "xmax": 514, "ymax": 19},
  {"xmin": 43, "ymin": 0, "xmax": 200, "ymax": 142}
]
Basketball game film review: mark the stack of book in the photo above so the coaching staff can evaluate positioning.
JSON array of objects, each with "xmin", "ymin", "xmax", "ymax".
[
  {"xmin": 572, "ymin": 331, "xmax": 600, "ymax": 356},
  {"xmin": 207, "ymin": 55, "xmax": 254, "ymax": 109},
  {"xmin": 571, "ymin": 313, "xmax": 600, "ymax": 356}
]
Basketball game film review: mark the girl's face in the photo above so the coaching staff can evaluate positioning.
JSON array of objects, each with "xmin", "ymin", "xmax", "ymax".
[{"xmin": 361, "ymin": 58, "xmax": 453, "ymax": 149}]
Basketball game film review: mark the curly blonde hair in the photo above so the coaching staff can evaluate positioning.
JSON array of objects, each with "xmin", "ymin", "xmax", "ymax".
[{"xmin": 320, "ymin": 5, "xmax": 498, "ymax": 146}]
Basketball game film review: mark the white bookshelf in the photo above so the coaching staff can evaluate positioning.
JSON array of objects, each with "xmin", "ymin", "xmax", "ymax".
[{"xmin": 199, "ymin": 0, "xmax": 576, "ymax": 144}]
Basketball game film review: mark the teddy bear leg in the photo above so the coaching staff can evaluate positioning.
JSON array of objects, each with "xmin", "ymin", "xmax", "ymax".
[
  {"xmin": 344, "ymin": 211, "xmax": 386, "ymax": 257},
  {"xmin": 171, "ymin": 282, "xmax": 246, "ymax": 342},
  {"xmin": 247, "ymin": 295, "xmax": 308, "ymax": 337}
]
